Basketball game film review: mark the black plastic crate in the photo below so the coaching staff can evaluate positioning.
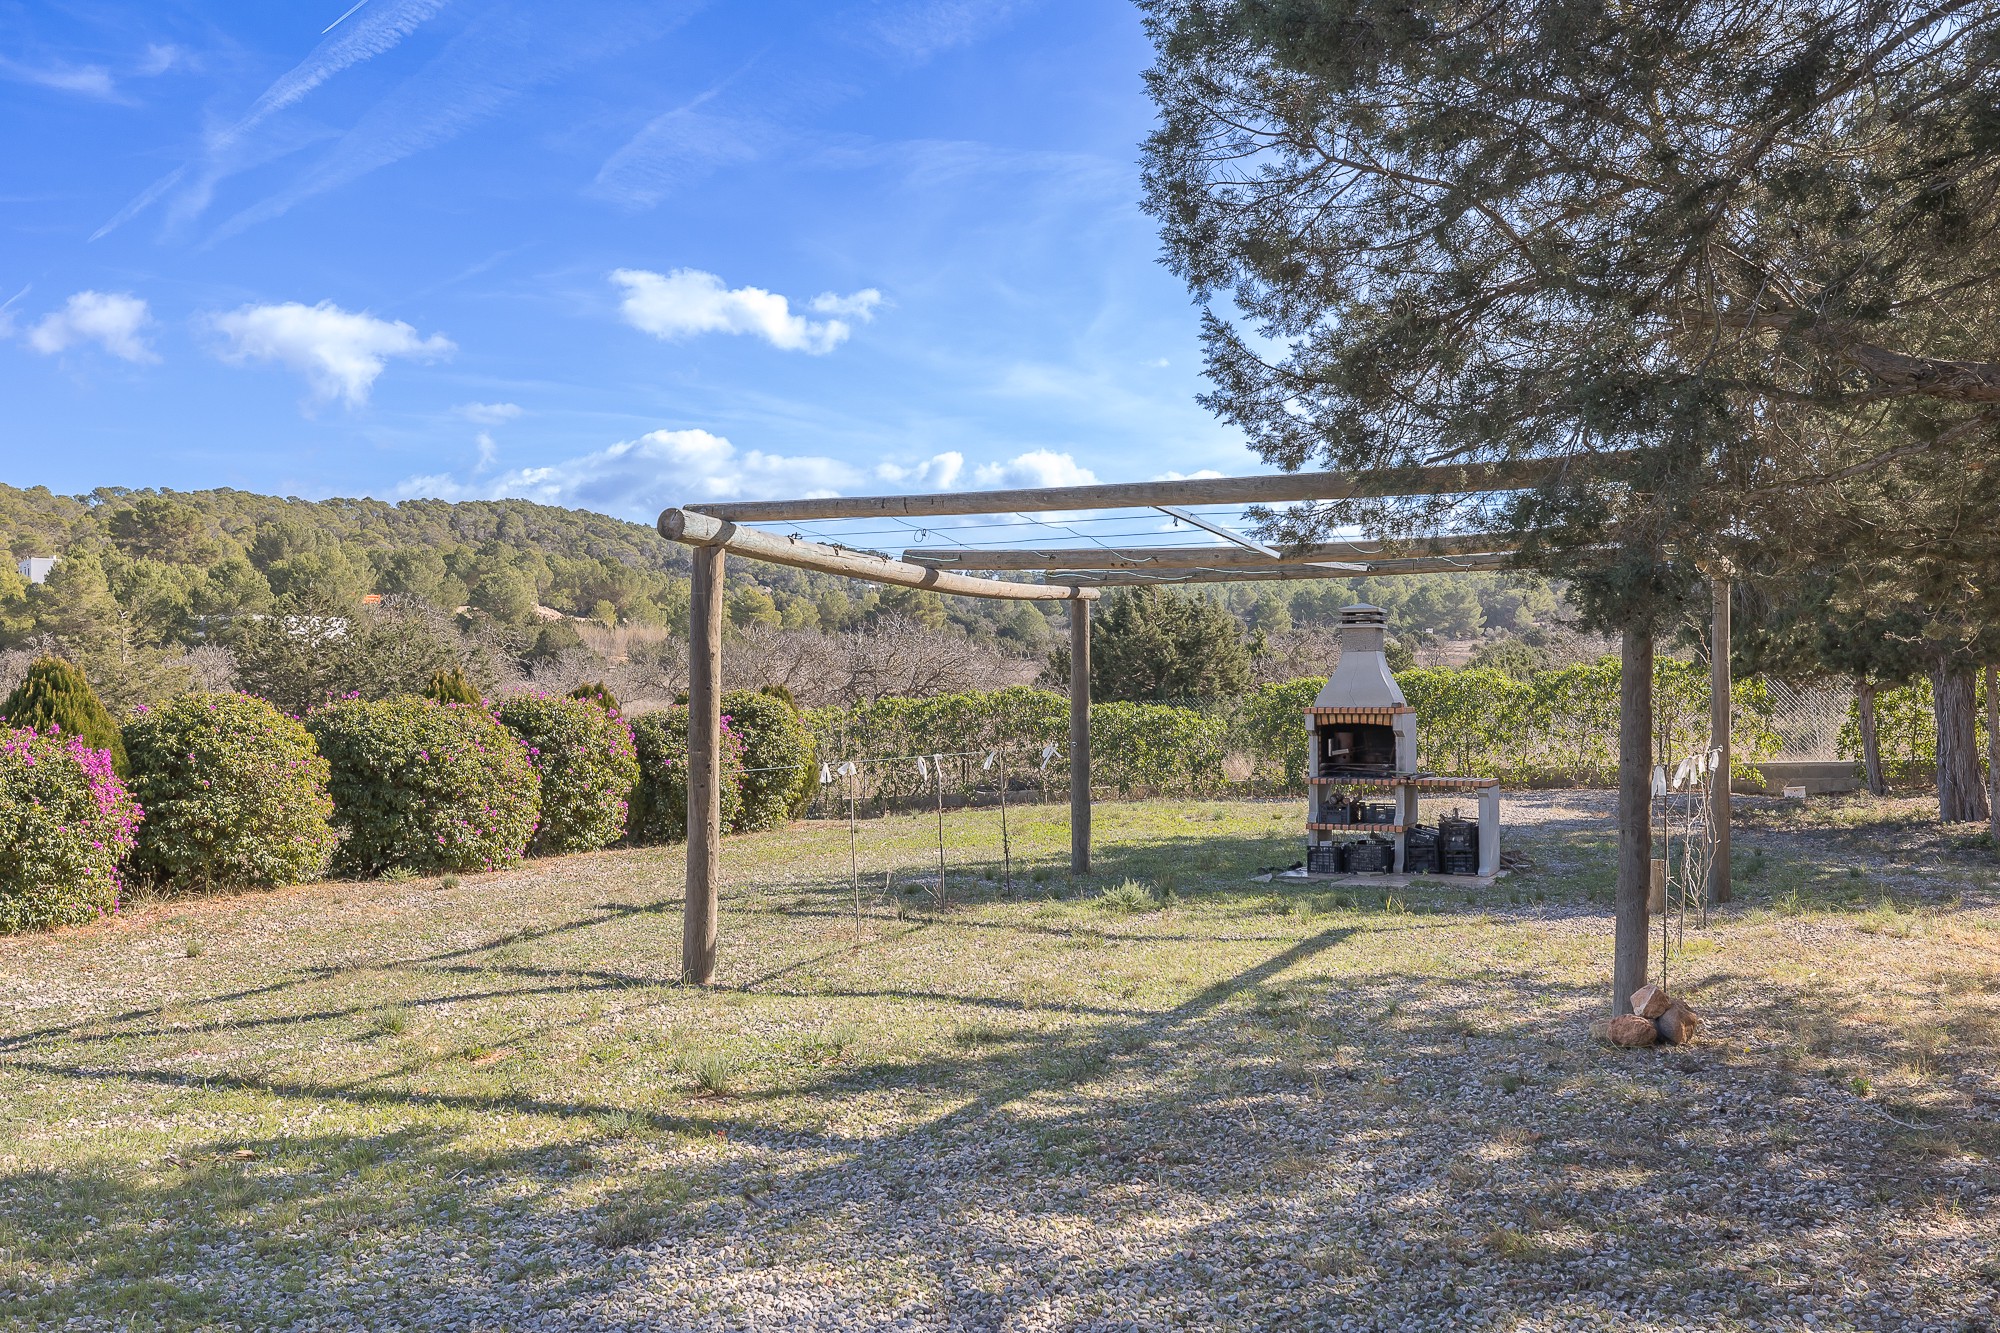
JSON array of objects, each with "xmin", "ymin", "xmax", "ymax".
[
  {"xmin": 1319, "ymin": 794, "xmax": 1354, "ymax": 824},
  {"xmin": 1358, "ymin": 801, "xmax": 1398, "ymax": 825},
  {"xmin": 1306, "ymin": 843, "xmax": 1344, "ymax": 874},
  {"xmin": 1439, "ymin": 815, "xmax": 1477, "ymax": 853},
  {"xmin": 1345, "ymin": 838, "xmax": 1395, "ymax": 874},
  {"xmin": 1441, "ymin": 850, "xmax": 1479, "ymax": 876},
  {"xmin": 1403, "ymin": 826, "xmax": 1440, "ymax": 875}
]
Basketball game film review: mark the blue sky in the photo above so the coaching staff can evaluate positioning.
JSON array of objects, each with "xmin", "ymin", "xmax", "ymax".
[{"xmin": 1, "ymin": 0, "xmax": 1254, "ymax": 523}]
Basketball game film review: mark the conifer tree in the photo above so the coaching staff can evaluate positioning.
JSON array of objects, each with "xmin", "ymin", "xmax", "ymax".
[
  {"xmin": 0, "ymin": 657, "xmax": 128, "ymax": 775},
  {"xmin": 426, "ymin": 668, "xmax": 484, "ymax": 707}
]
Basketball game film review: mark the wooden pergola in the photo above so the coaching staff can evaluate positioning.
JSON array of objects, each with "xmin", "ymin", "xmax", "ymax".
[{"xmin": 659, "ymin": 459, "xmax": 1733, "ymax": 1014}]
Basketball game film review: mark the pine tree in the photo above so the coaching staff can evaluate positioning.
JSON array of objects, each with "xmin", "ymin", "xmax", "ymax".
[
  {"xmin": 1088, "ymin": 587, "xmax": 1251, "ymax": 702},
  {"xmin": 0, "ymin": 656, "xmax": 129, "ymax": 775}
]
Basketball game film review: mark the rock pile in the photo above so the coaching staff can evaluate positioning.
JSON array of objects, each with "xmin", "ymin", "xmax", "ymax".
[{"xmin": 1608, "ymin": 983, "xmax": 1702, "ymax": 1047}]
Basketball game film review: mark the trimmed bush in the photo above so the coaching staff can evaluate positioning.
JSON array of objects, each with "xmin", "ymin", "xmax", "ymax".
[
  {"xmin": 0, "ymin": 727, "xmax": 141, "ymax": 932},
  {"xmin": 494, "ymin": 693, "xmax": 640, "ymax": 855},
  {"xmin": 1, "ymin": 657, "xmax": 127, "ymax": 776},
  {"xmin": 425, "ymin": 668, "xmax": 483, "ymax": 707},
  {"xmin": 721, "ymin": 689, "xmax": 815, "ymax": 831},
  {"xmin": 124, "ymin": 692, "xmax": 337, "ymax": 892},
  {"xmin": 306, "ymin": 697, "xmax": 539, "ymax": 877},
  {"xmin": 629, "ymin": 707, "xmax": 743, "ymax": 843}
]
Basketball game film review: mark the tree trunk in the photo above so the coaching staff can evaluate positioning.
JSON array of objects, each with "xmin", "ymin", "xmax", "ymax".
[
  {"xmin": 1931, "ymin": 661, "xmax": 1991, "ymax": 825},
  {"xmin": 1856, "ymin": 679, "xmax": 1887, "ymax": 796},
  {"xmin": 1987, "ymin": 664, "xmax": 1999, "ymax": 850},
  {"xmin": 1614, "ymin": 628, "xmax": 1653, "ymax": 1017}
]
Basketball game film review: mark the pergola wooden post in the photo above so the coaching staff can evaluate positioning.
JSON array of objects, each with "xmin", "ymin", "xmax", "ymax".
[
  {"xmin": 1709, "ymin": 570, "xmax": 1733, "ymax": 905},
  {"xmin": 1070, "ymin": 600, "xmax": 1091, "ymax": 876},
  {"xmin": 684, "ymin": 544, "xmax": 724, "ymax": 985}
]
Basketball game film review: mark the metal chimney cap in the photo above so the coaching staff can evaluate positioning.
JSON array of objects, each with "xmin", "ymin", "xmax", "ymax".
[{"xmin": 1339, "ymin": 604, "xmax": 1387, "ymax": 626}]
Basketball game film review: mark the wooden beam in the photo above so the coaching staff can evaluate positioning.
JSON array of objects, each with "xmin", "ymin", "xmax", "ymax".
[
  {"xmin": 904, "ymin": 532, "xmax": 1517, "ymax": 571},
  {"xmin": 1070, "ymin": 602, "xmax": 1091, "ymax": 876},
  {"xmin": 683, "ymin": 454, "xmax": 1617, "ymax": 523},
  {"xmin": 1060, "ymin": 554, "xmax": 1520, "ymax": 585},
  {"xmin": 660, "ymin": 508, "xmax": 1096, "ymax": 601},
  {"xmin": 1709, "ymin": 572, "xmax": 1733, "ymax": 905},
  {"xmin": 684, "ymin": 545, "xmax": 723, "ymax": 986},
  {"xmin": 1614, "ymin": 627, "xmax": 1653, "ymax": 1017}
]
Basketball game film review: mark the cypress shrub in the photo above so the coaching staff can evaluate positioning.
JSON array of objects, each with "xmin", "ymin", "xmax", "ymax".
[
  {"xmin": 569, "ymin": 681, "xmax": 620, "ymax": 712},
  {"xmin": 629, "ymin": 707, "xmax": 743, "ymax": 843},
  {"xmin": 0, "ymin": 726, "xmax": 142, "ymax": 932},
  {"xmin": 493, "ymin": 693, "xmax": 640, "ymax": 855},
  {"xmin": 1, "ymin": 657, "xmax": 127, "ymax": 776},
  {"xmin": 306, "ymin": 698, "xmax": 539, "ymax": 877},
  {"xmin": 425, "ymin": 668, "xmax": 483, "ymax": 707},
  {"xmin": 124, "ymin": 693, "xmax": 337, "ymax": 892},
  {"xmin": 721, "ymin": 689, "xmax": 815, "ymax": 831}
]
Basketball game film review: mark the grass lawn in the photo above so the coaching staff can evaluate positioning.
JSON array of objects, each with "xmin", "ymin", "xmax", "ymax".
[{"xmin": 2, "ymin": 791, "xmax": 1997, "ymax": 1331}]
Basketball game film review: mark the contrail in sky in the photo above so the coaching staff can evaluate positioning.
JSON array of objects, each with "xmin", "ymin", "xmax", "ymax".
[{"xmin": 323, "ymin": 0, "xmax": 371, "ymax": 34}]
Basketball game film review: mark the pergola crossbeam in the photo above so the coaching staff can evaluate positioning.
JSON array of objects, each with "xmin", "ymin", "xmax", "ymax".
[
  {"xmin": 660, "ymin": 508, "xmax": 1096, "ymax": 602},
  {"xmin": 685, "ymin": 454, "xmax": 1620, "ymax": 523},
  {"xmin": 904, "ymin": 532, "xmax": 1519, "ymax": 572},
  {"xmin": 1060, "ymin": 554, "xmax": 1519, "ymax": 584}
]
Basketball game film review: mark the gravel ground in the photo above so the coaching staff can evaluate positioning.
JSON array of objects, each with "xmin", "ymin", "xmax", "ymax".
[{"xmin": 2, "ymin": 793, "xmax": 1996, "ymax": 1331}]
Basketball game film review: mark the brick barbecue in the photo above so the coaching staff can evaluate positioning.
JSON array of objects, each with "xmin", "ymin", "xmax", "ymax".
[{"xmin": 1305, "ymin": 604, "xmax": 1501, "ymax": 877}]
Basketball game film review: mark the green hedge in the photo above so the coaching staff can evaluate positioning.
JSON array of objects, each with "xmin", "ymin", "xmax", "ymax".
[
  {"xmin": 306, "ymin": 697, "xmax": 540, "ymax": 876},
  {"xmin": 0, "ymin": 726, "xmax": 141, "ymax": 932},
  {"xmin": 721, "ymin": 689, "xmax": 815, "ymax": 831},
  {"xmin": 494, "ymin": 693, "xmax": 640, "ymax": 855},
  {"xmin": 124, "ymin": 693, "xmax": 337, "ymax": 892},
  {"xmin": 629, "ymin": 707, "xmax": 744, "ymax": 843},
  {"xmin": 797, "ymin": 658, "xmax": 1782, "ymax": 804}
]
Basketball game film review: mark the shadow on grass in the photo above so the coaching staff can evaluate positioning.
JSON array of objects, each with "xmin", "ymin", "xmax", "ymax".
[{"xmin": 4, "ymin": 799, "xmax": 1995, "ymax": 1327}]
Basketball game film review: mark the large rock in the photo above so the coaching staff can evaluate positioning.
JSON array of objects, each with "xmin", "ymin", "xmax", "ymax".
[
  {"xmin": 1657, "ymin": 1001, "xmax": 1702, "ymax": 1045},
  {"xmin": 1609, "ymin": 1015, "xmax": 1660, "ymax": 1047},
  {"xmin": 1629, "ymin": 983, "xmax": 1672, "ymax": 1019}
]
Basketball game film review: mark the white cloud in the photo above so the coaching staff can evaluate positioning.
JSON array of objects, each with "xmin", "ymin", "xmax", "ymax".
[
  {"xmin": 139, "ymin": 44, "xmax": 194, "ymax": 76},
  {"xmin": 875, "ymin": 451, "xmax": 964, "ymax": 490},
  {"xmin": 0, "ymin": 55, "xmax": 119, "ymax": 99},
  {"xmin": 455, "ymin": 401, "xmax": 522, "ymax": 424},
  {"xmin": 399, "ymin": 436, "xmax": 1095, "ymax": 522},
  {"xmin": 868, "ymin": 0, "xmax": 1032, "ymax": 61},
  {"xmin": 399, "ymin": 428, "xmax": 856, "ymax": 517},
  {"xmin": 474, "ymin": 431, "xmax": 499, "ymax": 472},
  {"xmin": 971, "ymin": 450, "xmax": 1096, "ymax": 489},
  {"xmin": 206, "ymin": 300, "xmax": 452, "ymax": 407},
  {"xmin": 611, "ymin": 268, "xmax": 881, "ymax": 355},
  {"xmin": 27, "ymin": 291, "xmax": 156, "ymax": 362}
]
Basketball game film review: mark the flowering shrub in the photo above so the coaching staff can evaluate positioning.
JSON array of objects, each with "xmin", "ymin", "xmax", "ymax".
[
  {"xmin": 629, "ymin": 706, "xmax": 744, "ymax": 843},
  {"xmin": 720, "ymin": 689, "xmax": 815, "ymax": 831},
  {"xmin": 124, "ymin": 693, "xmax": 337, "ymax": 892},
  {"xmin": 493, "ymin": 693, "xmax": 639, "ymax": 855},
  {"xmin": 0, "ymin": 728, "xmax": 141, "ymax": 933},
  {"xmin": 306, "ymin": 697, "xmax": 539, "ymax": 877}
]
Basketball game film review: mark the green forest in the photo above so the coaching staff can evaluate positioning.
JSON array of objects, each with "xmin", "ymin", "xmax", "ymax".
[{"xmin": 0, "ymin": 482, "xmax": 1564, "ymax": 714}]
